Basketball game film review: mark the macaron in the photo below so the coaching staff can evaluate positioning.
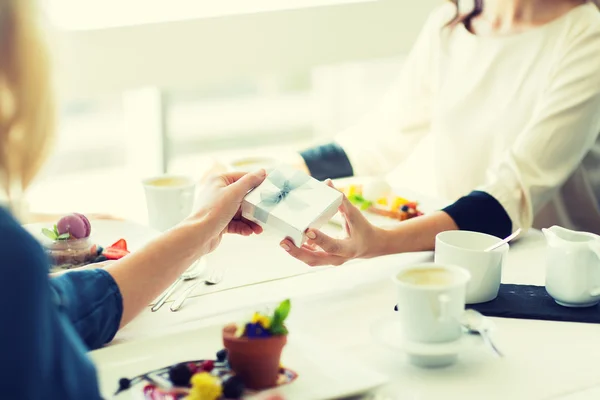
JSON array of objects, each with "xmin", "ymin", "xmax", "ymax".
[
  {"xmin": 57, "ymin": 213, "xmax": 90, "ymax": 239},
  {"xmin": 73, "ymin": 212, "xmax": 91, "ymax": 237}
]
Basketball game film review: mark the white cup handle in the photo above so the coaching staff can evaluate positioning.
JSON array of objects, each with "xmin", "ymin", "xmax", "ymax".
[
  {"xmin": 438, "ymin": 294, "xmax": 451, "ymax": 322},
  {"xmin": 588, "ymin": 242, "xmax": 600, "ymax": 297}
]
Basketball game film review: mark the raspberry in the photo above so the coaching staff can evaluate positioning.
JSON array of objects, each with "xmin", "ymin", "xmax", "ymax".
[{"xmin": 201, "ymin": 360, "xmax": 215, "ymax": 372}]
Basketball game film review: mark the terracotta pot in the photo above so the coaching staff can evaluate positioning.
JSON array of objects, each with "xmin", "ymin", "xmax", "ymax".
[{"xmin": 222, "ymin": 324, "xmax": 287, "ymax": 390}]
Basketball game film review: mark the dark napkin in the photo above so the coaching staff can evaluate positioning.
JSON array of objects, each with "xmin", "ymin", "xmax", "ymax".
[{"xmin": 394, "ymin": 284, "xmax": 600, "ymax": 324}]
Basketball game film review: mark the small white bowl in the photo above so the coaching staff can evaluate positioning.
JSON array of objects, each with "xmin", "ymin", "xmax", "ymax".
[{"xmin": 435, "ymin": 231, "xmax": 509, "ymax": 304}]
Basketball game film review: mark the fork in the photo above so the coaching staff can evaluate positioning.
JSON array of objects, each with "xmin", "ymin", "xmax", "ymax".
[
  {"xmin": 169, "ymin": 267, "xmax": 226, "ymax": 312},
  {"xmin": 151, "ymin": 258, "xmax": 204, "ymax": 312}
]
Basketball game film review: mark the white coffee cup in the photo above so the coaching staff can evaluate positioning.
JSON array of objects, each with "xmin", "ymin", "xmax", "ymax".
[
  {"xmin": 393, "ymin": 263, "xmax": 470, "ymax": 344},
  {"xmin": 435, "ymin": 231, "xmax": 508, "ymax": 304},
  {"xmin": 142, "ymin": 175, "xmax": 196, "ymax": 232}
]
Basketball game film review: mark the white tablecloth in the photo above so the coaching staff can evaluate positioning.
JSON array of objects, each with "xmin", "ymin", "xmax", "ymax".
[{"xmin": 98, "ymin": 228, "xmax": 600, "ymax": 400}]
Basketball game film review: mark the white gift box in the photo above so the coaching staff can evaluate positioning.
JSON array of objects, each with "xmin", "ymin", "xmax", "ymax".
[{"xmin": 241, "ymin": 165, "xmax": 343, "ymax": 245}]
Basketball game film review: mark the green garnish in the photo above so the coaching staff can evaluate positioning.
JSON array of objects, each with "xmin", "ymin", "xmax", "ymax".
[
  {"xmin": 41, "ymin": 228, "xmax": 56, "ymax": 240},
  {"xmin": 41, "ymin": 224, "xmax": 70, "ymax": 241},
  {"xmin": 269, "ymin": 299, "xmax": 291, "ymax": 335},
  {"xmin": 348, "ymin": 194, "xmax": 372, "ymax": 210}
]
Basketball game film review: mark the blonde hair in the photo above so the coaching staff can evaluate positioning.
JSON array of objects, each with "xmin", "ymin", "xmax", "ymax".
[{"xmin": 0, "ymin": 0, "xmax": 54, "ymax": 211}]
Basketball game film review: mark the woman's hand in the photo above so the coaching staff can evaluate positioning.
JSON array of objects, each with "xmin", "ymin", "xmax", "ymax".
[
  {"xmin": 192, "ymin": 169, "xmax": 267, "ymax": 254},
  {"xmin": 280, "ymin": 181, "xmax": 386, "ymax": 266}
]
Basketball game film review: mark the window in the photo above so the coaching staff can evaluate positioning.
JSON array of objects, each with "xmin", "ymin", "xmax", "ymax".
[
  {"xmin": 44, "ymin": 0, "xmax": 376, "ymax": 30},
  {"xmin": 27, "ymin": 0, "xmax": 432, "ymax": 222}
]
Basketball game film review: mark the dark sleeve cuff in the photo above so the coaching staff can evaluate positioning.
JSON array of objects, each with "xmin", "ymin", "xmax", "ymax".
[
  {"xmin": 50, "ymin": 269, "xmax": 123, "ymax": 350},
  {"xmin": 299, "ymin": 142, "xmax": 354, "ymax": 181},
  {"xmin": 442, "ymin": 190, "xmax": 512, "ymax": 238}
]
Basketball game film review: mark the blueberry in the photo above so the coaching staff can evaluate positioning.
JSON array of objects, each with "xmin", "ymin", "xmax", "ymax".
[
  {"xmin": 394, "ymin": 304, "xmax": 398, "ymax": 311},
  {"xmin": 216, "ymin": 349, "xmax": 228, "ymax": 362},
  {"xmin": 168, "ymin": 363, "xmax": 192, "ymax": 387},
  {"xmin": 93, "ymin": 255, "xmax": 108, "ymax": 263},
  {"xmin": 222, "ymin": 376, "xmax": 245, "ymax": 399},
  {"xmin": 117, "ymin": 377, "xmax": 131, "ymax": 393},
  {"xmin": 401, "ymin": 205, "xmax": 409, "ymax": 212},
  {"xmin": 96, "ymin": 245, "xmax": 104, "ymax": 255}
]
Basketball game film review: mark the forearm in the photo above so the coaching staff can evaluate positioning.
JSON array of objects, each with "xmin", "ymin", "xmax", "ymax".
[
  {"xmin": 49, "ymin": 261, "xmax": 114, "ymax": 278},
  {"xmin": 105, "ymin": 215, "xmax": 212, "ymax": 328},
  {"xmin": 299, "ymin": 142, "xmax": 353, "ymax": 180},
  {"xmin": 373, "ymin": 211, "xmax": 458, "ymax": 256}
]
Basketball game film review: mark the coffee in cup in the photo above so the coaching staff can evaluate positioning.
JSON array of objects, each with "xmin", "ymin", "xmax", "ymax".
[
  {"xmin": 142, "ymin": 175, "xmax": 196, "ymax": 232},
  {"xmin": 394, "ymin": 263, "xmax": 470, "ymax": 344}
]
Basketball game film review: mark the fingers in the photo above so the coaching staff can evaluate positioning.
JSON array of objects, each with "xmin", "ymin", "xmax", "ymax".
[
  {"xmin": 280, "ymin": 238, "xmax": 348, "ymax": 267},
  {"xmin": 225, "ymin": 169, "xmax": 267, "ymax": 199},
  {"xmin": 227, "ymin": 218, "xmax": 263, "ymax": 236},
  {"xmin": 227, "ymin": 220, "xmax": 254, "ymax": 236},
  {"xmin": 339, "ymin": 194, "xmax": 366, "ymax": 227},
  {"xmin": 305, "ymin": 229, "xmax": 354, "ymax": 258}
]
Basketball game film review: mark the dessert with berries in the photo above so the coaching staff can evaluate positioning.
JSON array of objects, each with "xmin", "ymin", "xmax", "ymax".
[
  {"xmin": 340, "ymin": 181, "xmax": 424, "ymax": 221},
  {"xmin": 223, "ymin": 299, "xmax": 291, "ymax": 390},
  {"xmin": 115, "ymin": 300, "xmax": 295, "ymax": 400},
  {"xmin": 40, "ymin": 213, "xmax": 130, "ymax": 271}
]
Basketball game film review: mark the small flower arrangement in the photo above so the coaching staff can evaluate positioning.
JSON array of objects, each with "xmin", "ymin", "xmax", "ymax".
[
  {"xmin": 223, "ymin": 299, "xmax": 291, "ymax": 390},
  {"xmin": 235, "ymin": 299, "xmax": 291, "ymax": 338}
]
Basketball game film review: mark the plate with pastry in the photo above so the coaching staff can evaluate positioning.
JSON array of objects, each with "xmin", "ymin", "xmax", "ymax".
[
  {"xmin": 24, "ymin": 214, "xmax": 161, "ymax": 272},
  {"xmin": 330, "ymin": 178, "xmax": 444, "ymax": 229}
]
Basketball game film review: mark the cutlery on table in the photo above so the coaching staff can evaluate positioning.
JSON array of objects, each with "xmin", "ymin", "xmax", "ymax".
[
  {"xmin": 151, "ymin": 259, "xmax": 203, "ymax": 312},
  {"xmin": 461, "ymin": 309, "xmax": 504, "ymax": 357},
  {"xmin": 170, "ymin": 267, "xmax": 225, "ymax": 312},
  {"xmin": 484, "ymin": 228, "xmax": 522, "ymax": 252}
]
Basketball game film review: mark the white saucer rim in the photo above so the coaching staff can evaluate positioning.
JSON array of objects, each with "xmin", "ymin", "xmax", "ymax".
[{"xmin": 371, "ymin": 316, "xmax": 480, "ymax": 356}]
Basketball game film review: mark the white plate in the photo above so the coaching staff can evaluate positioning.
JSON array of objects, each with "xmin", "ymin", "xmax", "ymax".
[
  {"xmin": 370, "ymin": 317, "xmax": 486, "ymax": 368},
  {"xmin": 329, "ymin": 178, "xmax": 447, "ymax": 229},
  {"xmin": 91, "ymin": 323, "xmax": 387, "ymax": 400},
  {"xmin": 23, "ymin": 219, "xmax": 161, "ymax": 252}
]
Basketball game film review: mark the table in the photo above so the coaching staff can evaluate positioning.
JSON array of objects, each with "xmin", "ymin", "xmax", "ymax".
[{"xmin": 94, "ymin": 228, "xmax": 600, "ymax": 400}]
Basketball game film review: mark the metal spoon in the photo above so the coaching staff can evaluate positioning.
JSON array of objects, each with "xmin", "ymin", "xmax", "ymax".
[
  {"xmin": 461, "ymin": 309, "xmax": 504, "ymax": 357},
  {"xmin": 170, "ymin": 266, "xmax": 226, "ymax": 312},
  {"xmin": 169, "ymin": 268, "xmax": 224, "ymax": 312},
  {"xmin": 150, "ymin": 259, "xmax": 203, "ymax": 312},
  {"xmin": 484, "ymin": 228, "xmax": 522, "ymax": 252}
]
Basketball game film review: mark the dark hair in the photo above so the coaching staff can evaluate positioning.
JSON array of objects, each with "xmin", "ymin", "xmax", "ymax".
[
  {"xmin": 446, "ymin": 0, "xmax": 483, "ymax": 30},
  {"xmin": 446, "ymin": 0, "xmax": 599, "ymax": 30}
]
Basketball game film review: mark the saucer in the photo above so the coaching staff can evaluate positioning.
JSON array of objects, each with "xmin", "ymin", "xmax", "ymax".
[{"xmin": 370, "ymin": 317, "xmax": 483, "ymax": 368}]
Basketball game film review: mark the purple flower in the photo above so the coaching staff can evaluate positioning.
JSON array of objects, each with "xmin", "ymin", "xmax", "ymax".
[{"xmin": 244, "ymin": 323, "xmax": 272, "ymax": 338}]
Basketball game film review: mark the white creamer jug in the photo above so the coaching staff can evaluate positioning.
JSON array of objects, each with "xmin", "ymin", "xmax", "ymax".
[{"xmin": 542, "ymin": 226, "xmax": 600, "ymax": 307}]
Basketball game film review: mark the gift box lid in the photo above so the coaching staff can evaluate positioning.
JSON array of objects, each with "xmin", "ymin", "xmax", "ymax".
[{"xmin": 242, "ymin": 165, "xmax": 342, "ymax": 238}]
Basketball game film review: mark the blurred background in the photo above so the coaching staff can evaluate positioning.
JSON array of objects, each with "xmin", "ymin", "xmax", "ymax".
[{"xmin": 30, "ymin": 0, "xmax": 438, "ymax": 222}]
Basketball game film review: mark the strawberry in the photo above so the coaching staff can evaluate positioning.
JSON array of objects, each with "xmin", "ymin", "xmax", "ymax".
[
  {"xmin": 103, "ymin": 248, "xmax": 129, "ymax": 260},
  {"xmin": 110, "ymin": 239, "xmax": 128, "ymax": 251}
]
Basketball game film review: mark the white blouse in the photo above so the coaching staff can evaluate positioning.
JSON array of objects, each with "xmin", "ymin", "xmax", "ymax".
[{"xmin": 335, "ymin": 2, "xmax": 600, "ymax": 234}]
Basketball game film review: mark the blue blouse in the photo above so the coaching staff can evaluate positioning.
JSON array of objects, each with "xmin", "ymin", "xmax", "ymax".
[{"xmin": 0, "ymin": 207, "xmax": 123, "ymax": 399}]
